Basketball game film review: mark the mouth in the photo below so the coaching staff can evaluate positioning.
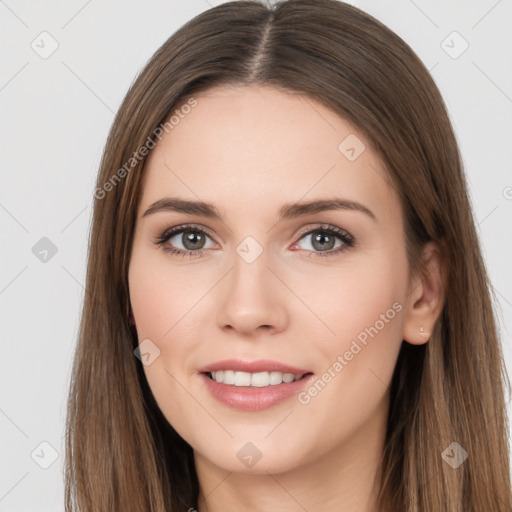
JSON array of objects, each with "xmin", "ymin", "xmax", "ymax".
[
  {"xmin": 198, "ymin": 360, "xmax": 315, "ymax": 411},
  {"xmin": 204, "ymin": 370, "xmax": 311, "ymax": 387},
  {"xmin": 197, "ymin": 359, "xmax": 314, "ymax": 411}
]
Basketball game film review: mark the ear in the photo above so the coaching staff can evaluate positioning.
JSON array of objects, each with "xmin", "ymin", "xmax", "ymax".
[{"xmin": 402, "ymin": 241, "xmax": 447, "ymax": 345}]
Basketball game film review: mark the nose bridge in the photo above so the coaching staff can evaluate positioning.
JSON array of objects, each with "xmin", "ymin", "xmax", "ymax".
[
  {"xmin": 216, "ymin": 236, "xmax": 288, "ymax": 333},
  {"xmin": 231, "ymin": 240, "xmax": 270, "ymax": 297}
]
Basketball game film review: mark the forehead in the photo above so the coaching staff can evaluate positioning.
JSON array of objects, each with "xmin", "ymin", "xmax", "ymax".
[{"xmin": 139, "ymin": 85, "xmax": 399, "ymax": 225}]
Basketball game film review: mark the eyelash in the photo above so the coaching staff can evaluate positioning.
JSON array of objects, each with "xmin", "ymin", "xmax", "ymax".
[{"xmin": 154, "ymin": 223, "xmax": 356, "ymax": 259}]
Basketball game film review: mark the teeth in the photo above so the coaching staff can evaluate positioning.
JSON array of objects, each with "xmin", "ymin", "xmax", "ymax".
[
  {"xmin": 209, "ymin": 370, "xmax": 304, "ymax": 386},
  {"xmin": 269, "ymin": 371, "xmax": 283, "ymax": 385},
  {"xmin": 223, "ymin": 370, "xmax": 235, "ymax": 384},
  {"xmin": 251, "ymin": 372, "xmax": 269, "ymax": 387},
  {"xmin": 234, "ymin": 371, "xmax": 251, "ymax": 386}
]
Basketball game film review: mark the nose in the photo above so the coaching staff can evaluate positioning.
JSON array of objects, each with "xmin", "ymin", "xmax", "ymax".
[{"xmin": 216, "ymin": 248, "xmax": 288, "ymax": 336}]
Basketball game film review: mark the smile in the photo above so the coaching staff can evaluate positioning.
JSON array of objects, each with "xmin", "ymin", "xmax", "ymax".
[{"xmin": 207, "ymin": 370, "xmax": 305, "ymax": 387}]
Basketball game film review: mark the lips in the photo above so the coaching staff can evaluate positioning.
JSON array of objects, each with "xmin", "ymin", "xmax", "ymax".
[
  {"xmin": 197, "ymin": 359, "xmax": 315, "ymax": 411},
  {"xmin": 197, "ymin": 359, "xmax": 311, "ymax": 375}
]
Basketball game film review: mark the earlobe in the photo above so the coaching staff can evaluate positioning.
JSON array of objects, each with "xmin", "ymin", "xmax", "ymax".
[
  {"xmin": 419, "ymin": 326, "xmax": 431, "ymax": 339},
  {"xmin": 402, "ymin": 241, "xmax": 447, "ymax": 345},
  {"xmin": 403, "ymin": 325, "xmax": 432, "ymax": 346}
]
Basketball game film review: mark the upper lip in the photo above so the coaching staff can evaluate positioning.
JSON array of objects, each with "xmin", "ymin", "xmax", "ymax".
[{"xmin": 197, "ymin": 359, "xmax": 312, "ymax": 375}]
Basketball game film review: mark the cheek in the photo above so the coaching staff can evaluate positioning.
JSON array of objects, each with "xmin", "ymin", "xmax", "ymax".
[
  {"xmin": 128, "ymin": 251, "xmax": 213, "ymax": 430},
  {"xmin": 296, "ymin": 244, "xmax": 408, "ymax": 413},
  {"xmin": 128, "ymin": 250, "xmax": 203, "ymax": 341},
  {"xmin": 292, "ymin": 245, "xmax": 408, "ymax": 351}
]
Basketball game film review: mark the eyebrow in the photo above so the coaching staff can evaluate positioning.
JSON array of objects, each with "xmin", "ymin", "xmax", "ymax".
[{"xmin": 142, "ymin": 197, "xmax": 376, "ymax": 222}]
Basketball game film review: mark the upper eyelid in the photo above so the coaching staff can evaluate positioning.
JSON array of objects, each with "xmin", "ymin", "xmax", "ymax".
[
  {"xmin": 295, "ymin": 223, "xmax": 352, "ymax": 239},
  {"xmin": 163, "ymin": 224, "xmax": 217, "ymax": 241}
]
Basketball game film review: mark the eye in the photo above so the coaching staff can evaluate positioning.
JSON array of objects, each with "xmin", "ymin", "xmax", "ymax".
[
  {"xmin": 155, "ymin": 224, "xmax": 217, "ymax": 258},
  {"xmin": 292, "ymin": 224, "xmax": 355, "ymax": 258},
  {"xmin": 155, "ymin": 223, "xmax": 356, "ymax": 259}
]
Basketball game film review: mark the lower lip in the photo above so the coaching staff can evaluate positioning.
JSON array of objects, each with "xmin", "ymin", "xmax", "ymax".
[{"xmin": 199, "ymin": 372, "xmax": 314, "ymax": 412}]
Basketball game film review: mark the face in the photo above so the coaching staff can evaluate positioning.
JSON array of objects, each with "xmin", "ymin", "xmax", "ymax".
[{"xmin": 128, "ymin": 85, "xmax": 411, "ymax": 475}]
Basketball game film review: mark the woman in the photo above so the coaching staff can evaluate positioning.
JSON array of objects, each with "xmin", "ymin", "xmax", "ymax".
[{"xmin": 65, "ymin": 1, "xmax": 512, "ymax": 510}]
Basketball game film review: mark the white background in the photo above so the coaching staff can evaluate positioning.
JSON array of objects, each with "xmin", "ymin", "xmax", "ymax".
[{"xmin": 1, "ymin": 0, "xmax": 511, "ymax": 510}]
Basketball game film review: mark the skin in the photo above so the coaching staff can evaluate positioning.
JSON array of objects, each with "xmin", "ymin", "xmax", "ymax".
[{"xmin": 128, "ymin": 85, "xmax": 446, "ymax": 512}]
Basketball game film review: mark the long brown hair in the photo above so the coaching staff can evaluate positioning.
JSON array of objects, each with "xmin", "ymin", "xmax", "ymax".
[{"xmin": 65, "ymin": 1, "xmax": 512, "ymax": 510}]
